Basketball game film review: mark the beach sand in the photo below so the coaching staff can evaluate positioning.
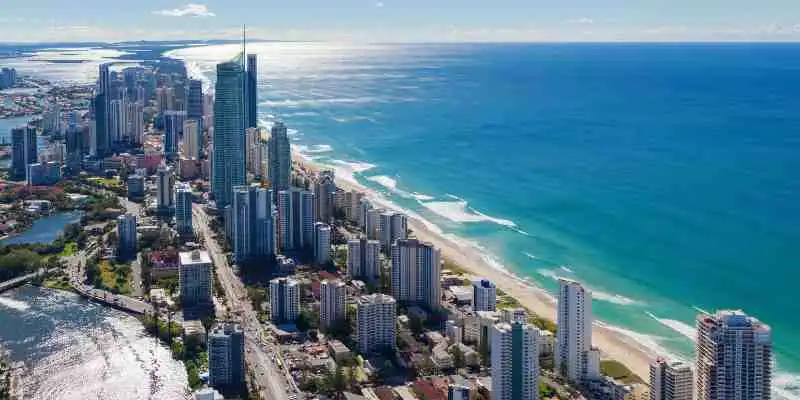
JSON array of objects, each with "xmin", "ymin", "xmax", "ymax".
[{"xmin": 294, "ymin": 155, "xmax": 654, "ymax": 380}]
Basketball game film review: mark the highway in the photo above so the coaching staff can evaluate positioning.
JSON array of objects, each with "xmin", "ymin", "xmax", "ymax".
[{"xmin": 192, "ymin": 204, "xmax": 295, "ymax": 400}]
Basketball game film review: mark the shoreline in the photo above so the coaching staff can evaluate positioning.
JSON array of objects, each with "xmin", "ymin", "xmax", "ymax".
[{"xmin": 293, "ymin": 153, "xmax": 654, "ymax": 380}]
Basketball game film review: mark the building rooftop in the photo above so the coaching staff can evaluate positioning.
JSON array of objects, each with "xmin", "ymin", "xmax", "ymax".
[
  {"xmin": 179, "ymin": 250, "xmax": 212, "ymax": 265},
  {"xmin": 359, "ymin": 293, "xmax": 396, "ymax": 305},
  {"xmin": 209, "ymin": 322, "xmax": 243, "ymax": 337}
]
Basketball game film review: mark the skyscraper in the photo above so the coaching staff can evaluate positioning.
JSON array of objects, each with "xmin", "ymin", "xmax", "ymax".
[
  {"xmin": 212, "ymin": 55, "xmax": 246, "ymax": 208},
  {"xmin": 164, "ymin": 110, "xmax": 187, "ymax": 156},
  {"xmin": 187, "ymin": 79, "xmax": 204, "ymax": 128},
  {"xmin": 11, "ymin": 125, "xmax": 36, "ymax": 180},
  {"xmin": 92, "ymin": 92, "xmax": 108, "ymax": 155},
  {"xmin": 156, "ymin": 166, "xmax": 173, "ymax": 210},
  {"xmin": 127, "ymin": 101, "xmax": 144, "ymax": 145},
  {"xmin": 448, "ymin": 384, "xmax": 470, "ymax": 400},
  {"xmin": 208, "ymin": 323, "xmax": 245, "ymax": 388},
  {"xmin": 391, "ymin": 239, "xmax": 441, "ymax": 310},
  {"xmin": 378, "ymin": 211, "xmax": 407, "ymax": 253},
  {"xmin": 109, "ymin": 98, "xmax": 125, "ymax": 144},
  {"xmin": 356, "ymin": 294, "xmax": 396, "ymax": 354},
  {"xmin": 320, "ymin": 279, "xmax": 346, "ymax": 329},
  {"xmin": 695, "ymin": 310, "xmax": 772, "ymax": 400},
  {"xmin": 277, "ymin": 188, "xmax": 315, "ymax": 251},
  {"xmin": 231, "ymin": 185, "xmax": 276, "ymax": 263},
  {"xmin": 555, "ymin": 278, "xmax": 599, "ymax": 383},
  {"xmin": 267, "ymin": 121, "xmax": 291, "ymax": 195},
  {"xmin": 269, "ymin": 277, "xmax": 299, "ymax": 323},
  {"xmin": 491, "ymin": 321, "xmax": 541, "ymax": 400},
  {"xmin": 314, "ymin": 222, "xmax": 331, "ymax": 265},
  {"xmin": 183, "ymin": 119, "xmax": 200, "ymax": 160},
  {"xmin": 117, "ymin": 214, "xmax": 137, "ymax": 255},
  {"xmin": 175, "ymin": 183, "xmax": 193, "ymax": 235},
  {"xmin": 649, "ymin": 358, "xmax": 693, "ymax": 400},
  {"xmin": 346, "ymin": 237, "xmax": 381, "ymax": 282},
  {"xmin": 473, "ymin": 278, "xmax": 497, "ymax": 311},
  {"xmin": 245, "ymin": 54, "xmax": 258, "ymax": 129},
  {"xmin": 313, "ymin": 170, "xmax": 336, "ymax": 223},
  {"xmin": 179, "ymin": 250, "xmax": 213, "ymax": 309}
]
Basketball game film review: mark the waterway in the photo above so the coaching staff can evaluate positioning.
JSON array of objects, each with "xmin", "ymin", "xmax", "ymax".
[
  {"xmin": 0, "ymin": 286, "xmax": 190, "ymax": 399},
  {"xmin": 0, "ymin": 211, "xmax": 82, "ymax": 245}
]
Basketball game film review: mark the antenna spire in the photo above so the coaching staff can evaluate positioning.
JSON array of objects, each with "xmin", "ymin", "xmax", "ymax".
[{"xmin": 242, "ymin": 24, "xmax": 246, "ymax": 67}]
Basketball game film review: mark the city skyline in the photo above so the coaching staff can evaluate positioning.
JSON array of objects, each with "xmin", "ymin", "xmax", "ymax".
[{"xmin": 3, "ymin": 1, "xmax": 800, "ymax": 43}]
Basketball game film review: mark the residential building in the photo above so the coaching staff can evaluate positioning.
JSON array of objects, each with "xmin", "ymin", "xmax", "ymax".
[
  {"xmin": 448, "ymin": 384, "xmax": 470, "ymax": 400},
  {"xmin": 356, "ymin": 294, "xmax": 397, "ymax": 354},
  {"xmin": 378, "ymin": 211, "xmax": 407, "ymax": 253},
  {"xmin": 117, "ymin": 214, "xmax": 137, "ymax": 255},
  {"xmin": 556, "ymin": 278, "xmax": 597, "ymax": 383},
  {"xmin": 211, "ymin": 54, "xmax": 246, "ymax": 208},
  {"xmin": 365, "ymin": 208, "xmax": 381, "ymax": 240},
  {"xmin": 230, "ymin": 185, "xmax": 276, "ymax": 263},
  {"xmin": 267, "ymin": 121, "xmax": 291, "ymax": 195},
  {"xmin": 446, "ymin": 320, "xmax": 462, "ymax": 344},
  {"xmin": 175, "ymin": 183, "xmax": 193, "ymax": 235},
  {"xmin": 127, "ymin": 174, "xmax": 145, "ymax": 200},
  {"xmin": 314, "ymin": 222, "xmax": 331, "ymax": 265},
  {"xmin": 109, "ymin": 98, "xmax": 125, "ymax": 144},
  {"xmin": 346, "ymin": 237, "xmax": 381, "ymax": 282},
  {"xmin": 391, "ymin": 239, "xmax": 441, "ymax": 310},
  {"xmin": 187, "ymin": 79, "xmax": 204, "ymax": 129},
  {"xmin": 26, "ymin": 162, "xmax": 61, "ymax": 186},
  {"xmin": 164, "ymin": 110, "xmax": 187, "ymax": 156},
  {"xmin": 695, "ymin": 310, "xmax": 772, "ymax": 400},
  {"xmin": 183, "ymin": 119, "xmax": 200, "ymax": 160},
  {"xmin": 156, "ymin": 166, "xmax": 173, "ymax": 210},
  {"xmin": 320, "ymin": 279, "xmax": 346, "ymax": 329},
  {"xmin": 127, "ymin": 101, "xmax": 144, "ymax": 145},
  {"xmin": 491, "ymin": 321, "xmax": 541, "ymax": 400},
  {"xmin": 270, "ymin": 278, "xmax": 299, "ymax": 323},
  {"xmin": 464, "ymin": 310, "xmax": 500, "ymax": 348},
  {"xmin": 277, "ymin": 188, "xmax": 315, "ymax": 251},
  {"xmin": 313, "ymin": 170, "xmax": 336, "ymax": 222},
  {"xmin": 649, "ymin": 358, "xmax": 693, "ymax": 400},
  {"xmin": 179, "ymin": 250, "xmax": 213, "ymax": 309},
  {"xmin": 11, "ymin": 125, "xmax": 36, "ymax": 180},
  {"xmin": 208, "ymin": 323, "xmax": 245, "ymax": 388},
  {"xmin": 245, "ymin": 54, "xmax": 258, "ymax": 129},
  {"xmin": 473, "ymin": 278, "xmax": 497, "ymax": 311}
]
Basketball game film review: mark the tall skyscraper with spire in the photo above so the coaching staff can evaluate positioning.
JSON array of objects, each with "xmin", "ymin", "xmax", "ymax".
[
  {"xmin": 246, "ymin": 54, "xmax": 258, "ymax": 129},
  {"xmin": 211, "ymin": 54, "xmax": 246, "ymax": 208}
]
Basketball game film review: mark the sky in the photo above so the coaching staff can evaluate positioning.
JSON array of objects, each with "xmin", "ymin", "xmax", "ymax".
[{"xmin": 2, "ymin": 0, "xmax": 800, "ymax": 42}]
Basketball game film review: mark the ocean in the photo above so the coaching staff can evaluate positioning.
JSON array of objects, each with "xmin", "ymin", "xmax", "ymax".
[{"xmin": 3, "ymin": 41, "xmax": 799, "ymax": 398}]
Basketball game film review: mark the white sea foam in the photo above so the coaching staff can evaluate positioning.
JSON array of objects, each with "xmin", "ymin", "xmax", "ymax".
[
  {"xmin": 421, "ymin": 196, "xmax": 517, "ymax": 229},
  {"xmin": 560, "ymin": 265, "xmax": 574, "ymax": 273},
  {"xmin": 595, "ymin": 321, "xmax": 687, "ymax": 363},
  {"xmin": 537, "ymin": 268, "xmax": 563, "ymax": 281},
  {"xmin": 296, "ymin": 144, "xmax": 333, "ymax": 154},
  {"xmin": 367, "ymin": 175, "xmax": 397, "ymax": 190},
  {"xmin": 261, "ymin": 97, "xmax": 381, "ymax": 108},
  {"xmin": 536, "ymin": 268, "xmax": 641, "ymax": 306},
  {"xmin": 0, "ymin": 296, "xmax": 31, "ymax": 311},
  {"xmin": 646, "ymin": 312, "xmax": 697, "ymax": 341},
  {"xmin": 332, "ymin": 116, "xmax": 377, "ymax": 123},
  {"xmin": 773, "ymin": 373, "xmax": 800, "ymax": 400},
  {"xmin": 326, "ymin": 159, "xmax": 377, "ymax": 185},
  {"xmin": 524, "ymin": 252, "xmax": 537, "ymax": 260}
]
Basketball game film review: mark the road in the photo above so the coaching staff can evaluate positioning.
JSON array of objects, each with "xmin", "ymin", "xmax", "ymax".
[{"xmin": 192, "ymin": 204, "xmax": 295, "ymax": 400}]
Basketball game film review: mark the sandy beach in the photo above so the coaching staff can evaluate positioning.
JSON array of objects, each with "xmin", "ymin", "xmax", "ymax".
[{"xmin": 294, "ymin": 154, "xmax": 654, "ymax": 380}]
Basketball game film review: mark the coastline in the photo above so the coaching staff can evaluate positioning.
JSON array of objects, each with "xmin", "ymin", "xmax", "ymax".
[{"xmin": 292, "ymin": 152, "xmax": 654, "ymax": 380}]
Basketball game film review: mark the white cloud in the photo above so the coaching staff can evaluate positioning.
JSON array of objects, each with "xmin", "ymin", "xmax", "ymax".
[
  {"xmin": 566, "ymin": 17, "xmax": 594, "ymax": 24},
  {"xmin": 376, "ymin": 1, "xmax": 384, "ymax": 7},
  {"xmin": 153, "ymin": 3, "xmax": 216, "ymax": 17}
]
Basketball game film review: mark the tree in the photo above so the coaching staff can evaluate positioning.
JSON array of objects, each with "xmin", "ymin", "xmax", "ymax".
[
  {"xmin": 450, "ymin": 345, "xmax": 465, "ymax": 369},
  {"xmin": 409, "ymin": 315, "xmax": 424, "ymax": 336},
  {"xmin": 478, "ymin": 339, "xmax": 490, "ymax": 367}
]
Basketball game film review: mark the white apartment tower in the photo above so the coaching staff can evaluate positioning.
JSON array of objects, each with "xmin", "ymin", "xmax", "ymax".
[
  {"xmin": 269, "ymin": 277, "xmax": 299, "ymax": 323},
  {"xmin": 391, "ymin": 239, "xmax": 441, "ymax": 310},
  {"xmin": 472, "ymin": 278, "xmax": 497, "ymax": 311},
  {"xmin": 378, "ymin": 211, "xmax": 408, "ymax": 253},
  {"xmin": 695, "ymin": 310, "xmax": 772, "ymax": 400},
  {"xmin": 650, "ymin": 358, "xmax": 693, "ymax": 400},
  {"xmin": 556, "ymin": 278, "xmax": 596, "ymax": 383},
  {"xmin": 491, "ymin": 321, "xmax": 541, "ymax": 400},
  {"xmin": 320, "ymin": 279, "xmax": 346, "ymax": 329},
  {"xmin": 356, "ymin": 294, "xmax": 397, "ymax": 354},
  {"xmin": 314, "ymin": 222, "xmax": 331, "ymax": 265},
  {"xmin": 347, "ymin": 237, "xmax": 381, "ymax": 282},
  {"xmin": 174, "ymin": 182, "xmax": 193, "ymax": 234},
  {"xmin": 277, "ymin": 188, "xmax": 315, "ymax": 251},
  {"xmin": 156, "ymin": 165, "xmax": 173, "ymax": 210},
  {"xmin": 183, "ymin": 119, "xmax": 200, "ymax": 160},
  {"xmin": 179, "ymin": 250, "xmax": 213, "ymax": 309}
]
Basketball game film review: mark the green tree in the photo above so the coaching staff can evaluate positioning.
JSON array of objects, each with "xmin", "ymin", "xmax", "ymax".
[{"xmin": 450, "ymin": 345, "xmax": 465, "ymax": 369}]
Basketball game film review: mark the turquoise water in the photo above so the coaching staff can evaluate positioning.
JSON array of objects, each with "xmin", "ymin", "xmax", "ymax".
[
  {"xmin": 170, "ymin": 42, "xmax": 800, "ymax": 397},
  {"xmin": 0, "ymin": 212, "xmax": 82, "ymax": 245}
]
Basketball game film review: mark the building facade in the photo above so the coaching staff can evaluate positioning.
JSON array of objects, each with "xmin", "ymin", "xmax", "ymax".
[
  {"xmin": 491, "ymin": 321, "xmax": 541, "ymax": 400},
  {"xmin": 211, "ymin": 55, "xmax": 246, "ymax": 208},
  {"xmin": 695, "ymin": 310, "xmax": 772, "ymax": 400},
  {"xmin": 313, "ymin": 170, "xmax": 336, "ymax": 223},
  {"xmin": 175, "ymin": 183, "xmax": 193, "ymax": 235},
  {"xmin": 555, "ymin": 278, "xmax": 597, "ymax": 383},
  {"xmin": 277, "ymin": 188, "xmax": 315, "ymax": 252},
  {"xmin": 179, "ymin": 250, "xmax": 213, "ymax": 309},
  {"xmin": 314, "ymin": 222, "xmax": 331, "ymax": 265},
  {"xmin": 320, "ymin": 279, "xmax": 346, "ymax": 329},
  {"xmin": 231, "ymin": 185, "xmax": 276, "ymax": 263},
  {"xmin": 269, "ymin": 277, "xmax": 299, "ymax": 323},
  {"xmin": 245, "ymin": 54, "xmax": 258, "ymax": 129},
  {"xmin": 356, "ymin": 294, "xmax": 397, "ymax": 354},
  {"xmin": 649, "ymin": 358, "xmax": 693, "ymax": 400},
  {"xmin": 156, "ymin": 165, "xmax": 173, "ymax": 210},
  {"xmin": 208, "ymin": 323, "xmax": 245, "ymax": 388},
  {"xmin": 391, "ymin": 239, "xmax": 441, "ymax": 310},
  {"xmin": 346, "ymin": 237, "xmax": 381, "ymax": 282},
  {"xmin": 378, "ymin": 212, "xmax": 407, "ymax": 253},
  {"xmin": 472, "ymin": 278, "xmax": 497, "ymax": 311},
  {"xmin": 267, "ymin": 121, "xmax": 291, "ymax": 195},
  {"xmin": 117, "ymin": 214, "xmax": 137, "ymax": 255},
  {"xmin": 11, "ymin": 125, "xmax": 36, "ymax": 180}
]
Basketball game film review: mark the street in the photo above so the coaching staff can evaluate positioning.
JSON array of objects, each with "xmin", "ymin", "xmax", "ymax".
[{"xmin": 192, "ymin": 204, "xmax": 295, "ymax": 400}]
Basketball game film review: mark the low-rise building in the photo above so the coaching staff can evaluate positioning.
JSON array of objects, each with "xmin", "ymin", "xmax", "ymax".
[{"xmin": 328, "ymin": 340, "xmax": 352, "ymax": 362}]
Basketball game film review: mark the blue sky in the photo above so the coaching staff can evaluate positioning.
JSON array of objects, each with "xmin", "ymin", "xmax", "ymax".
[{"xmin": 2, "ymin": 0, "xmax": 800, "ymax": 42}]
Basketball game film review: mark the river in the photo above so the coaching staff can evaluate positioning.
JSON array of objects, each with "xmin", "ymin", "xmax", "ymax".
[
  {"xmin": 0, "ymin": 286, "xmax": 190, "ymax": 399},
  {"xmin": 0, "ymin": 211, "xmax": 82, "ymax": 245}
]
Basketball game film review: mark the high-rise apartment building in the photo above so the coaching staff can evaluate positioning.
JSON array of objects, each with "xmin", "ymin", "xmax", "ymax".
[
  {"xmin": 156, "ymin": 165, "xmax": 173, "ymax": 210},
  {"xmin": 556, "ymin": 278, "xmax": 599, "ymax": 383},
  {"xmin": 346, "ymin": 237, "xmax": 381, "ymax": 282},
  {"xmin": 649, "ymin": 358, "xmax": 693, "ymax": 400},
  {"xmin": 356, "ymin": 294, "xmax": 396, "ymax": 354},
  {"xmin": 391, "ymin": 239, "xmax": 441, "ymax": 310},
  {"xmin": 117, "ymin": 214, "xmax": 137, "ymax": 255},
  {"xmin": 473, "ymin": 278, "xmax": 497, "ymax": 311},
  {"xmin": 179, "ymin": 250, "xmax": 213, "ymax": 310},
  {"xmin": 695, "ymin": 310, "xmax": 772, "ymax": 400},
  {"xmin": 164, "ymin": 110, "xmax": 187, "ymax": 156},
  {"xmin": 187, "ymin": 79, "xmax": 204, "ymax": 127},
  {"xmin": 211, "ymin": 54, "xmax": 246, "ymax": 208},
  {"xmin": 320, "ymin": 279, "xmax": 346, "ymax": 329},
  {"xmin": 491, "ymin": 321, "xmax": 541, "ymax": 400},
  {"xmin": 267, "ymin": 122, "xmax": 291, "ymax": 195},
  {"xmin": 127, "ymin": 101, "xmax": 144, "ymax": 145},
  {"xmin": 448, "ymin": 384, "xmax": 470, "ymax": 400},
  {"xmin": 313, "ymin": 170, "xmax": 336, "ymax": 223},
  {"xmin": 269, "ymin": 277, "xmax": 299, "ymax": 323},
  {"xmin": 314, "ymin": 222, "xmax": 331, "ymax": 265},
  {"xmin": 231, "ymin": 185, "xmax": 276, "ymax": 263},
  {"xmin": 11, "ymin": 125, "xmax": 36, "ymax": 180},
  {"xmin": 378, "ymin": 212, "xmax": 407, "ymax": 253},
  {"xmin": 208, "ymin": 323, "xmax": 245, "ymax": 388},
  {"xmin": 277, "ymin": 188, "xmax": 315, "ymax": 251},
  {"xmin": 245, "ymin": 54, "xmax": 258, "ymax": 129},
  {"xmin": 183, "ymin": 119, "xmax": 200, "ymax": 160},
  {"xmin": 175, "ymin": 183, "xmax": 193, "ymax": 235}
]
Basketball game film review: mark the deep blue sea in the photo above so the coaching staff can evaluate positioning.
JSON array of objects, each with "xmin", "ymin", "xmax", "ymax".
[{"xmin": 5, "ymin": 42, "xmax": 800, "ymax": 397}]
